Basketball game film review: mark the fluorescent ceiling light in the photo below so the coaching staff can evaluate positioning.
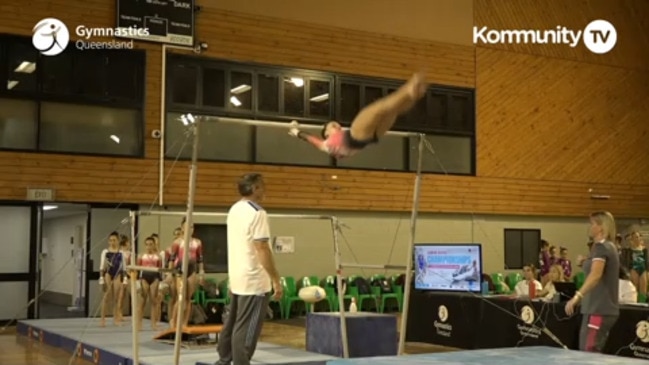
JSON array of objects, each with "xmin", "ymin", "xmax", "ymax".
[
  {"xmin": 288, "ymin": 77, "xmax": 304, "ymax": 87},
  {"xmin": 230, "ymin": 96, "xmax": 242, "ymax": 107},
  {"xmin": 230, "ymin": 84, "xmax": 251, "ymax": 94},
  {"xmin": 14, "ymin": 61, "xmax": 36, "ymax": 74},
  {"xmin": 179, "ymin": 113, "xmax": 196, "ymax": 126},
  {"xmin": 43, "ymin": 205, "xmax": 58, "ymax": 211},
  {"xmin": 110, "ymin": 135, "xmax": 120, "ymax": 144},
  {"xmin": 310, "ymin": 93, "xmax": 329, "ymax": 102},
  {"xmin": 7, "ymin": 80, "xmax": 18, "ymax": 90}
]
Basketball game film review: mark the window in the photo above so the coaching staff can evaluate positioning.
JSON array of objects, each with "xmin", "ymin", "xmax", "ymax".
[
  {"xmin": 504, "ymin": 229, "xmax": 541, "ymax": 270},
  {"xmin": 165, "ymin": 112, "xmax": 253, "ymax": 162},
  {"xmin": 170, "ymin": 64, "xmax": 198, "ymax": 105},
  {"xmin": 283, "ymin": 76, "xmax": 305, "ymax": 116},
  {"xmin": 229, "ymin": 71, "xmax": 253, "ymax": 110},
  {"xmin": 339, "ymin": 83, "xmax": 360, "ymax": 123},
  {"xmin": 309, "ymin": 79, "xmax": 331, "ymax": 118},
  {"xmin": 40, "ymin": 52, "xmax": 74, "ymax": 95},
  {"xmin": 0, "ymin": 98, "xmax": 37, "ymax": 150},
  {"xmin": 193, "ymin": 224, "xmax": 228, "ymax": 273},
  {"xmin": 408, "ymin": 135, "xmax": 473, "ymax": 174},
  {"xmin": 5, "ymin": 42, "xmax": 38, "ymax": 93},
  {"xmin": 337, "ymin": 135, "xmax": 406, "ymax": 170},
  {"xmin": 255, "ymin": 123, "xmax": 331, "ymax": 166},
  {"xmin": 364, "ymin": 86, "xmax": 383, "ymax": 105},
  {"xmin": 105, "ymin": 51, "xmax": 144, "ymax": 102},
  {"xmin": 39, "ymin": 102, "xmax": 141, "ymax": 156},
  {"xmin": 72, "ymin": 52, "xmax": 105, "ymax": 98},
  {"xmin": 202, "ymin": 68, "xmax": 225, "ymax": 108},
  {"xmin": 257, "ymin": 73, "xmax": 279, "ymax": 113},
  {"xmin": 448, "ymin": 92, "xmax": 474, "ymax": 133}
]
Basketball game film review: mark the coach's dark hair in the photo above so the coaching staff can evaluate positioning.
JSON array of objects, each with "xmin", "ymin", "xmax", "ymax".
[
  {"xmin": 109, "ymin": 231, "xmax": 119, "ymax": 238},
  {"xmin": 320, "ymin": 126, "xmax": 327, "ymax": 139},
  {"xmin": 238, "ymin": 173, "xmax": 263, "ymax": 197}
]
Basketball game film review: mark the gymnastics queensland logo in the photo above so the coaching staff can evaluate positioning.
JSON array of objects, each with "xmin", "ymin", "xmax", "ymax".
[
  {"xmin": 434, "ymin": 305, "xmax": 452, "ymax": 337},
  {"xmin": 630, "ymin": 320, "xmax": 649, "ymax": 359},
  {"xmin": 516, "ymin": 305, "xmax": 541, "ymax": 339},
  {"xmin": 32, "ymin": 18, "xmax": 70, "ymax": 56},
  {"xmin": 473, "ymin": 19, "xmax": 617, "ymax": 55}
]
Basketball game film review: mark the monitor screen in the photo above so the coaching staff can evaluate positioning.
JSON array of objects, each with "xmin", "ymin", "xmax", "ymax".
[{"xmin": 414, "ymin": 244, "xmax": 483, "ymax": 292}]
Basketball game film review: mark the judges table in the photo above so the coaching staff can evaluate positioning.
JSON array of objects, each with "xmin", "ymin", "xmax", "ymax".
[{"xmin": 406, "ymin": 291, "xmax": 649, "ymax": 360}]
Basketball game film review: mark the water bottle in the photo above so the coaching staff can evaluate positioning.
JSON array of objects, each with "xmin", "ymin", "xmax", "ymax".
[
  {"xmin": 481, "ymin": 280, "xmax": 489, "ymax": 294},
  {"xmin": 528, "ymin": 280, "xmax": 537, "ymax": 299},
  {"xmin": 349, "ymin": 297, "xmax": 358, "ymax": 313}
]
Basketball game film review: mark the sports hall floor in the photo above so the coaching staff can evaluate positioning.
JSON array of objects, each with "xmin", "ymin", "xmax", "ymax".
[{"xmin": 0, "ymin": 315, "xmax": 448, "ymax": 365}]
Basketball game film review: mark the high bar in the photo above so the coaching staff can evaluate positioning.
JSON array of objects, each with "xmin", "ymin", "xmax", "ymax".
[
  {"xmin": 208, "ymin": 117, "xmax": 424, "ymax": 137},
  {"xmin": 211, "ymin": 117, "xmax": 324, "ymax": 130},
  {"xmin": 136, "ymin": 211, "xmax": 334, "ymax": 220},
  {"xmin": 340, "ymin": 263, "xmax": 407, "ymax": 270}
]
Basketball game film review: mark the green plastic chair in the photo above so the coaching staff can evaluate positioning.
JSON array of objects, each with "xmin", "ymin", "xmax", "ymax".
[
  {"xmin": 573, "ymin": 271, "xmax": 586, "ymax": 290},
  {"xmin": 204, "ymin": 278, "xmax": 230, "ymax": 307},
  {"xmin": 370, "ymin": 274, "xmax": 400, "ymax": 313},
  {"xmin": 491, "ymin": 273, "xmax": 505, "ymax": 294},
  {"xmin": 506, "ymin": 273, "xmax": 522, "ymax": 292},
  {"xmin": 322, "ymin": 275, "xmax": 339, "ymax": 311},
  {"xmin": 281, "ymin": 276, "xmax": 305, "ymax": 319},
  {"xmin": 348, "ymin": 275, "xmax": 378, "ymax": 311}
]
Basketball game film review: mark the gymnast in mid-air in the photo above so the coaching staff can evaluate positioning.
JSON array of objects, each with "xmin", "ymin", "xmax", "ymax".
[{"xmin": 289, "ymin": 72, "xmax": 427, "ymax": 158}]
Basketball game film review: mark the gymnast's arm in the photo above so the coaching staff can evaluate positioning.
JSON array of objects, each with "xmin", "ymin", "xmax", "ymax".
[
  {"xmin": 251, "ymin": 210, "xmax": 280, "ymax": 284},
  {"xmin": 99, "ymin": 249, "xmax": 108, "ymax": 279},
  {"xmin": 289, "ymin": 121, "xmax": 329, "ymax": 152}
]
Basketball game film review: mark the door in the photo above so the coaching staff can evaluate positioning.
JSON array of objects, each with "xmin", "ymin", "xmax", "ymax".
[
  {"xmin": 86, "ymin": 206, "xmax": 137, "ymax": 318},
  {"xmin": 0, "ymin": 204, "xmax": 37, "ymax": 323},
  {"xmin": 38, "ymin": 203, "xmax": 90, "ymax": 319}
]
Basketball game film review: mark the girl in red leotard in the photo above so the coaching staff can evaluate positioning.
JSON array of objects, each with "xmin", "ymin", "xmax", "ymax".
[
  {"xmin": 168, "ymin": 218, "xmax": 205, "ymax": 328},
  {"xmin": 289, "ymin": 72, "xmax": 427, "ymax": 158},
  {"xmin": 137, "ymin": 236, "xmax": 163, "ymax": 330}
]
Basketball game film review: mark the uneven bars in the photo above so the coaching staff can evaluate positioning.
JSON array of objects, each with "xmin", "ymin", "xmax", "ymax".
[
  {"xmin": 331, "ymin": 217, "xmax": 350, "ymax": 359},
  {"xmin": 211, "ymin": 117, "xmax": 423, "ymax": 137},
  {"xmin": 172, "ymin": 121, "xmax": 200, "ymax": 365},
  {"xmin": 340, "ymin": 263, "xmax": 407, "ymax": 270},
  {"xmin": 129, "ymin": 211, "xmax": 139, "ymax": 365},
  {"xmin": 136, "ymin": 211, "xmax": 333, "ymax": 220},
  {"xmin": 397, "ymin": 134, "xmax": 425, "ymax": 355}
]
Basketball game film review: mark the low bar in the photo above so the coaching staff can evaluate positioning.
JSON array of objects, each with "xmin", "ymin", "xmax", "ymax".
[
  {"xmin": 125, "ymin": 265, "xmax": 177, "ymax": 274},
  {"xmin": 340, "ymin": 263, "xmax": 407, "ymax": 270},
  {"xmin": 137, "ymin": 211, "xmax": 334, "ymax": 220}
]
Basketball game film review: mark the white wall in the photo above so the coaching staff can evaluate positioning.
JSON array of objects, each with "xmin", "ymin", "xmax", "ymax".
[
  {"xmin": 42, "ymin": 214, "xmax": 87, "ymax": 295},
  {"xmin": 0, "ymin": 206, "xmax": 31, "ymax": 320},
  {"xmin": 138, "ymin": 206, "xmax": 647, "ymax": 281}
]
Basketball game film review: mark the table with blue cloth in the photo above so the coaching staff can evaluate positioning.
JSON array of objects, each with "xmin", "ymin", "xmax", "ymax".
[{"xmin": 406, "ymin": 290, "xmax": 649, "ymax": 360}]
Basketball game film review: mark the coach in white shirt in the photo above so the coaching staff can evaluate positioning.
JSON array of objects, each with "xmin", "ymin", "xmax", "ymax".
[{"xmin": 216, "ymin": 173, "xmax": 283, "ymax": 365}]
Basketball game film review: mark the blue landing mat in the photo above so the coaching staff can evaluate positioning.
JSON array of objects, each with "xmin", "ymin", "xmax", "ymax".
[
  {"xmin": 16, "ymin": 318, "xmax": 335, "ymax": 365},
  {"xmin": 327, "ymin": 346, "xmax": 646, "ymax": 365}
]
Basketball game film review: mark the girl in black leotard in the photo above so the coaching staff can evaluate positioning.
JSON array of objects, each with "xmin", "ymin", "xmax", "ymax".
[{"xmin": 99, "ymin": 232, "xmax": 125, "ymax": 327}]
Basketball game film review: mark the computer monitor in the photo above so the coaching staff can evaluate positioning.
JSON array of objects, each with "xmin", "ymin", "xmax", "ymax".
[{"xmin": 413, "ymin": 244, "xmax": 483, "ymax": 293}]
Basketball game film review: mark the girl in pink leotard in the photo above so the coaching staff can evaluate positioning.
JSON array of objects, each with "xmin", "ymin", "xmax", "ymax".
[{"xmin": 289, "ymin": 72, "xmax": 428, "ymax": 159}]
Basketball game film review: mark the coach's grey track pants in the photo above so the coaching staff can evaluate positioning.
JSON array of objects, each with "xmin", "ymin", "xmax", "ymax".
[{"xmin": 216, "ymin": 293, "xmax": 269, "ymax": 365}]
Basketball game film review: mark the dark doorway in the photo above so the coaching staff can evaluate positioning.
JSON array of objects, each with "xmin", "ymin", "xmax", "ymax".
[{"xmin": 194, "ymin": 224, "xmax": 228, "ymax": 273}]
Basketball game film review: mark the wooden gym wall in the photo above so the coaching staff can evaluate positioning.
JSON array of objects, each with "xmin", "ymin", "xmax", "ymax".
[{"xmin": 0, "ymin": 0, "xmax": 647, "ymax": 218}]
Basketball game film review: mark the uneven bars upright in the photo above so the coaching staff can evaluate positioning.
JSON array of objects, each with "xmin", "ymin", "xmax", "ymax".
[
  {"xmin": 331, "ymin": 218, "xmax": 350, "ymax": 358},
  {"xmin": 172, "ymin": 119, "xmax": 201, "ymax": 365},
  {"xmin": 397, "ymin": 133, "xmax": 425, "ymax": 355},
  {"xmin": 129, "ymin": 211, "xmax": 140, "ymax": 365},
  {"xmin": 211, "ymin": 117, "xmax": 421, "ymax": 138}
]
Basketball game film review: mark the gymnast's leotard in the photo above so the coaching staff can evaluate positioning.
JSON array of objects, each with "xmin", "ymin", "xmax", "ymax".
[
  {"xmin": 631, "ymin": 248, "xmax": 647, "ymax": 275},
  {"xmin": 100, "ymin": 249, "xmax": 124, "ymax": 280},
  {"xmin": 138, "ymin": 253, "xmax": 162, "ymax": 285},
  {"xmin": 169, "ymin": 238, "xmax": 203, "ymax": 275}
]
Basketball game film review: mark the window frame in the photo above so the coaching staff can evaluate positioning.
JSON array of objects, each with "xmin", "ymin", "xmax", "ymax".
[{"xmin": 0, "ymin": 34, "xmax": 146, "ymax": 158}]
